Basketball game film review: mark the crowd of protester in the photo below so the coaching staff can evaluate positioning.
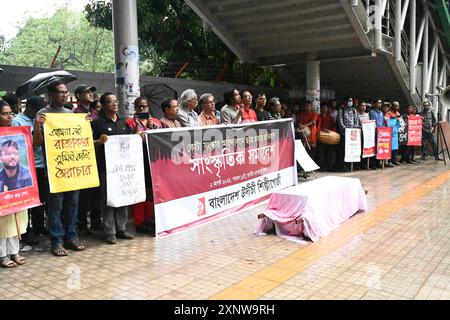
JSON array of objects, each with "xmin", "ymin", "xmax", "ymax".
[{"xmin": 0, "ymin": 82, "xmax": 443, "ymax": 268}]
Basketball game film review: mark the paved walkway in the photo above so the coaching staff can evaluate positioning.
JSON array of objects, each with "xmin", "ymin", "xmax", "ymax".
[{"xmin": 1, "ymin": 161, "xmax": 449, "ymax": 300}]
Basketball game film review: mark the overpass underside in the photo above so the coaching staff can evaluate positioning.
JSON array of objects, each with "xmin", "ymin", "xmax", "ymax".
[{"xmin": 186, "ymin": 0, "xmax": 450, "ymax": 114}]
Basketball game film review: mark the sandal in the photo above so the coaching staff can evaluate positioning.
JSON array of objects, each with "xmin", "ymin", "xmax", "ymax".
[
  {"xmin": 10, "ymin": 254, "xmax": 27, "ymax": 265},
  {"xmin": 0, "ymin": 256, "xmax": 17, "ymax": 268},
  {"xmin": 64, "ymin": 239, "xmax": 86, "ymax": 251},
  {"xmin": 51, "ymin": 244, "xmax": 69, "ymax": 257}
]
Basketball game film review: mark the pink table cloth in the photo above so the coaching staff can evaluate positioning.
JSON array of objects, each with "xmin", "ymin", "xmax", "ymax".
[{"xmin": 255, "ymin": 176, "xmax": 368, "ymax": 242}]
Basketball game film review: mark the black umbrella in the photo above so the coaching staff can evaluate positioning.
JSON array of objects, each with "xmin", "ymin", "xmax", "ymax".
[
  {"xmin": 16, "ymin": 70, "xmax": 77, "ymax": 98},
  {"xmin": 142, "ymin": 83, "xmax": 178, "ymax": 119}
]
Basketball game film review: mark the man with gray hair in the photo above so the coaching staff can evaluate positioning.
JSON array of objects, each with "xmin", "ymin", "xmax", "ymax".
[
  {"xmin": 268, "ymin": 97, "xmax": 282, "ymax": 120},
  {"xmin": 177, "ymin": 89, "xmax": 200, "ymax": 127},
  {"xmin": 199, "ymin": 93, "xmax": 220, "ymax": 126}
]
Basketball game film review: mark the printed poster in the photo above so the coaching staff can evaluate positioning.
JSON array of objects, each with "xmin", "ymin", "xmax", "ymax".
[
  {"xmin": 44, "ymin": 114, "xmax": 99, "ymax": 193},
  {"xmin": 344, "ymin": 128, "xmax": 362, "ymax": 163},
  {"xmin": 105, "ymin": 135, "xmax": 146, "ymax": 207},
  {"xmin": 407, "ymin": 115, "xmax": 422, "ymax": 146},
  {"xmin": 376, "ymin": 127, "xmax": 393, "ymax": 160},
  {"xmin": 362, "ymin": 120, "xmax": 376, "ymax": 158},
  {"xmin": 0, "ymin": 126, "xmax": 41, "ymax": 216}
]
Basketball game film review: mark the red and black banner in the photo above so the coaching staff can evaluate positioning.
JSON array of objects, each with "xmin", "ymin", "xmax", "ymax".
[{"xmin": 146, "ymin": 120, "xmax": 297, "ymax": 237}]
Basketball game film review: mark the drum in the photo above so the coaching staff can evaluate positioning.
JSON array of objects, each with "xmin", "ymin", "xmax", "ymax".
[{"xmin": 318, "ymin": 130, "xmax": 340, "ymax": 145}]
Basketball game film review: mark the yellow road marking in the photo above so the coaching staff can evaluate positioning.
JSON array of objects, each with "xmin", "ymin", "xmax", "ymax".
[{"xmin": 210, "ymin": 170, "xmax": 450, "ymax": 300}]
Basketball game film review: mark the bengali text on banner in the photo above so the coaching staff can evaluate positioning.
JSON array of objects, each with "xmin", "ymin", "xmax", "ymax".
[
  {"xmin": 146, "ymin": 120, "xmax": 297, "ymax": 237},
  {"xmin": 44, "ymin": 114, "xmax": 99, "ymax": 193}
]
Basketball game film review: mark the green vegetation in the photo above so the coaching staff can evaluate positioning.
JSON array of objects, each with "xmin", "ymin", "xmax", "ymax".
[
  {"xmin": 84, "ymin": 0, "xmax": 283, "ymax": 87},
  {"xmin": 0, "ymin": 6, "xmax": 115, "ymax": 72}
]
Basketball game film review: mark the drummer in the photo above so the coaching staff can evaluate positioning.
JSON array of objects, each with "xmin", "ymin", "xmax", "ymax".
[
  {"xmin": 298, "ymin": 100, "xmax": 319, "ymax": 159},
  {"xmin": 317, "ymin": 103, "xmax": 337, "ymax": 172}
]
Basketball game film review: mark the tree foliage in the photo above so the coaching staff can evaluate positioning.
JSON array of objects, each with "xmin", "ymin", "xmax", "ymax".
[
  {"xmin": 0, "ymin": 6, "xmax": 115, "ymax": 72},
  {"xmin": 84, "ymin": 0, "xmax": 282, "ymax": 87}
]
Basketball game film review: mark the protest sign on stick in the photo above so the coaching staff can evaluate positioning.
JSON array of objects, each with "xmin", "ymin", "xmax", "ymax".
[
  {"xmin": 362, "ymin": 120, "xmax": 376, "ymax": 158},
  {"xmin": 344, "ymin": 128, "xmax": 361, "ymax": 164},
  {"xmin": 376, "ymin": 127, "xmax": 393, "ymax": 161},
  {"xmin": 407, "ymin": 115, "xmax": 422, "ymax": 146}
]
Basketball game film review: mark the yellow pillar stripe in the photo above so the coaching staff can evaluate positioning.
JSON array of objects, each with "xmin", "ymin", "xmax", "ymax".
[{"xmin": 209, "ymin": 170, "xmax": 450, "ymax": 300}]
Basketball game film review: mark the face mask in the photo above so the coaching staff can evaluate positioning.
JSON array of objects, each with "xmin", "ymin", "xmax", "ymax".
[{"xmin": 347, "ymin": 102, "xmax": 353, "ymax": 107}]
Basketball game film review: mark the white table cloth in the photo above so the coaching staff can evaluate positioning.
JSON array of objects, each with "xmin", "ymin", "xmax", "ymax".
[{"xmin": 255, "ymin": 176, "xmax": 368, "ymax": 242}]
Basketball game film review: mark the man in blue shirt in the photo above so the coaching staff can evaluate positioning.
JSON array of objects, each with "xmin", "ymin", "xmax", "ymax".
[{"xmin": 12, "ymin": 96, "xmax": 47, "ymax": 244}]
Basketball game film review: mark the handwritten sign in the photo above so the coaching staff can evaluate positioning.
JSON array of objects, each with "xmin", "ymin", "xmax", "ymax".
[
  {"xmin": 105, "ymin": 135, "xmax": 146, "ymax": 207},
  {"xmin": 407, "ymin": 115, "xmax": 422, "ymax": 146},
  {"xmin": 344, "ymin": 128, "xmax": 362, "ymax": 163},
  {"xmin": 0, "ymin": 126, "xmax": 41, "ymax": 216},
  {"xmin": 362, "ymin": 120, "xmax": 376, "ymax": 158},
  {"xmin": 44, "ymin": 114, "xmax": 99, "ymax": 193},
  {"xmin": 376, "ymin": 127, "xmax": 393, "ymax": 160}
]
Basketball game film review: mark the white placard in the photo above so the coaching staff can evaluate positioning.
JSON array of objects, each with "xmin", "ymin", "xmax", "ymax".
[
  {"xmin": 105, "ymin": 135, "xmax": 146, "ymax": 207},
  {"xmin": 295, "ymin": 140, "xmax": 320, "ymax": 172},
  {"xmin": 362, "ymin": 120, "xmax": 376, "ymax": 148},
  {"xmin": 344, "ymin": 128, "xmax": 362, "ymax": 163}
]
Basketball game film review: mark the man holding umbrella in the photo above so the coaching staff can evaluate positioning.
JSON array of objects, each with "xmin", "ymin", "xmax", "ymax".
[{"xmin": 33, "ymin": 80, "xmax": 86, "ymax": 257}]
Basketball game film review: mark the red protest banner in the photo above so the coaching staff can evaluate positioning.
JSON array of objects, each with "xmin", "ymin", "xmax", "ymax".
[
  {"xmin": 146, "ymin": 120, "xmax": 297, "ymax": 237},
  {"xmin": 407, "ymin": 115, "xmax": 422, "ymax": 146},
  {"xmin": 376, "ymin": 127, "xmax": 392, "ymax": 160},
  {"xmin": 0, "ymin": 126, "xmax": 41, "ymax": 217}
]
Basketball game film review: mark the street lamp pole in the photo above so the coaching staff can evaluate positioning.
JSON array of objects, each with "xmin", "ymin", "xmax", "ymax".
[{"xmin": 112, "ymin": 0, "xmax": 140, "ymax": 118}]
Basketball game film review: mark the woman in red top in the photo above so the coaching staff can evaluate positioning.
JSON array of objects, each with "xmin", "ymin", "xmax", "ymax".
[
  {"xmin": 126, "ymin": 97, "xmax": 160, "ymax": 236},
  {"xmin": 316, "ymin": 104, "xmax": 337, "ymax": 171}
]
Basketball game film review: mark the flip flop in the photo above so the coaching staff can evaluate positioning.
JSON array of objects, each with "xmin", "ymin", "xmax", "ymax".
[
  {"xmin": 51, "ymin": 244, "xmax": 69, "ymax": 257},
  {"xmin": 0, "ymin": 256, "xmax": 17, "ymax": 268},
  {"xmin": 10, "ymin": 254, "xmax": 27, "ymax": 265}
]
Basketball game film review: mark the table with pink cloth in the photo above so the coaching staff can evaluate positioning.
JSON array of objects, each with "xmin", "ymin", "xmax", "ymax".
[{"xmin": 255, "ymin": 176, "xmax": 368, "ymax": 242}]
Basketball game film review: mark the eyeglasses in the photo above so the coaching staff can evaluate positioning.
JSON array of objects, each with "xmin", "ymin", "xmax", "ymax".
[
  {"xmin": 0, "ymin": 112, "xmax": 13, "ymax": 116},
  {"xmin": 136, "ymin": 105, "xmax": 148, "ymax": 109},
  {"xmin": 2, "ymin": 151, "xmax": 19, "ymax": 156}
]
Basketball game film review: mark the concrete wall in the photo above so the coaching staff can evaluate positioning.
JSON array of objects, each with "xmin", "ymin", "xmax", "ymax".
[{"xmin": 0, "ymin": 64, "xmax": 289, "ymax": 103}]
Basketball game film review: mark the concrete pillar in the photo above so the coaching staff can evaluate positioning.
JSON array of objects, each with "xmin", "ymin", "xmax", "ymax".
[
  {"xmin": 395, "ymin": 0, "xmax": 401, "ymax": 61},
  {"xmin": 375, "ymin": 0, "xmax": 383, "ymax": 50},
  {"xmin": 433, "ymin": 47, "xmax": 439, "ymax": 118},
  {"xmin": 409, "ymin": 0, "xmax": 416, "ymax": 95},
  {"xmin": 306, "ymin": 54, "xmax": 320, "ymax": 113},
  {"xmin": 112, "ymin": 0, "xmax": 140, "ymax": 118},
  {"xmin": 422, "ymin": 13, "xmax": 429, "ymax": 101}
]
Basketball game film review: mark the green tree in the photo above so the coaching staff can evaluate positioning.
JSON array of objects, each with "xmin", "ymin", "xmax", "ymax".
[
  {"xmin": 84, "ymin": 0, "xmax": 283, "ymax": 86},
  {"xmin": 0, "ymin": 6, "xmax": 115, "ymax": 72}
]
